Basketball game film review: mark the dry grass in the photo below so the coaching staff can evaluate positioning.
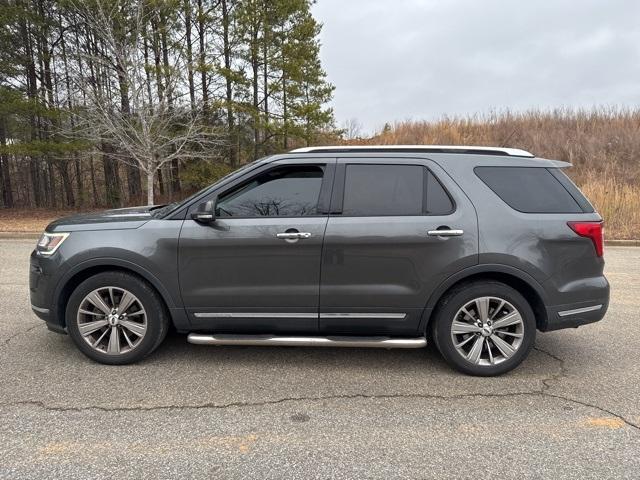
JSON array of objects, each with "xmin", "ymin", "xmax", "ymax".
[
  {"xmin": 351, "ymin": 108, "xmax": 640, "ymax": 238},
  {"xmin": 580, "ymin": 172, "xmax": 640, "ymax": 240},
  {"xmin": 0, "ymin": 209, "xmax": 82, "ymax": 233}
]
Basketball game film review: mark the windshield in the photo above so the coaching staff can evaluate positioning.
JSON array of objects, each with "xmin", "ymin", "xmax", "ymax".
[{"xmin": 153, "ymin": 157, "xmax": 269, "ymax": 218}]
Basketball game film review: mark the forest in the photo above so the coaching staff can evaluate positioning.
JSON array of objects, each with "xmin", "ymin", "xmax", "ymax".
[{"xmin": 0, "ymin": 0, "xmax": 335, "ymax": 208}]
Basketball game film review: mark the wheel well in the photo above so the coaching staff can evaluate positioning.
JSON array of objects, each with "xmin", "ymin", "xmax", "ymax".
[
  {"xmin": 428, "ymin": 272, "xmax": 548, "ymax": 330},
  {"xmin": 56, "ymin": 266, "xmax": 169, "ymax": 328}
]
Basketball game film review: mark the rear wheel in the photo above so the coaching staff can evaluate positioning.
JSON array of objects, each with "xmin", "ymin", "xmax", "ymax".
[
  {"xmin": 66, "ymin": 271, "xmax": 169, "ymax": 365},
  {"xmin": 432, "ymin": 281, "xmax": 536, "ymax": 376}
]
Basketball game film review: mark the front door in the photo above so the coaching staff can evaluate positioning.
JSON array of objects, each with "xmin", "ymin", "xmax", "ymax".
[
  {"xmin": 179, "ymin": 159, "xmax": 335, "ymax": 333},
  {"xmin": 319, "ymin": 158, "xmax": 478, "ymax": 335}
]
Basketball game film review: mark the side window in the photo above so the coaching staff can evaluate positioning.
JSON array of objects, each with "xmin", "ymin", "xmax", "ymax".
[
  {"xmin": 216, "ymin": 165, "xmax": 324, "ymax": 217},
  {"xmin": 475, "ymin": 166, "xmax": 583, "ymax": 213},
  {"xmin": 425, "ymin": 170, "xmax": 454, "ymax": 215},
  {"xmin": 342, "ymin": 164, "xmax": 423, "ymax": 216},
  {"xmin": 340, "ymin": 164, "xmax": 455, "ymax": 216}
]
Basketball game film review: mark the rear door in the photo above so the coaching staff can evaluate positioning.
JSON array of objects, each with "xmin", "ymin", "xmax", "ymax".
[
  {"xmin": 179, "ymin": 158, "xmax": 335, "ymax": 333},
  {"xmin": 319, "ymin": 157, "xmax": 478, "ymax": 335}
]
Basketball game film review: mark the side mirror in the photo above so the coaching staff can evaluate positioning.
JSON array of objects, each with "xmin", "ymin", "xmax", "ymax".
[{"xmin": 191, "ymin": 198, "xmax": 216, "ymax": 224}]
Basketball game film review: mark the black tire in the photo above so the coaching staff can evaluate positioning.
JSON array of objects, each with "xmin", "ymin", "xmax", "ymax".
[
  {"xmin": 66, "ymin": 271, "xmax": 169, "ymax": 365},
  {"xmin": 431, "ymin": 281, "xmax": 536, "ymax": 376}
]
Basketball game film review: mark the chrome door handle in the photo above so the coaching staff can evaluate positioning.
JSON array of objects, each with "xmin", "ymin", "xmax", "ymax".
[
  {"xmin": 427, "ymin": 229, "xmax": 464, "ymax": 237},
  {"xmin": 276, "ymin": 232, "xmax": 312, "ymax": 240}
]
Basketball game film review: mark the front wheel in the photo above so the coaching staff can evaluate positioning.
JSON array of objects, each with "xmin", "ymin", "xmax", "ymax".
[
  {"xmin": 66, "ymin": 271, "xmax": 169, "ymax": 365},
  {"xmin": 432, "ymin": 281, "xmax": 536, "ymax": 376}
]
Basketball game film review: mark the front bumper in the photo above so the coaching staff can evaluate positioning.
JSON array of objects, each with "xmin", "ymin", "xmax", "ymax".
[{"xmin": 29, "ymin": 249, "xmax": 67, "ymax": 333}]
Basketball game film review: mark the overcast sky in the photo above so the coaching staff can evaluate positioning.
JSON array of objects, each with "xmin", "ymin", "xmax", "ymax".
[{"xmin": 312, "ymin": 0, "xmax": 640, "ymax": 134}]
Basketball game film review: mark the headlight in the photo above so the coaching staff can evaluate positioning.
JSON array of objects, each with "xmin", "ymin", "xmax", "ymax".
[{"xmin": 37, "ymin": 232, "xmax": 70, "ymax": 256}]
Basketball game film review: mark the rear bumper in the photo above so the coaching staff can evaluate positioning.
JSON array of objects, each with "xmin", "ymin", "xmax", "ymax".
[
  {"xmin": 540, "ymin": 270, "xmax": 610, "ymax": 331},
  {"xmin": 542, "ymin": 298, "xmax": 609, "ymax": 331}
]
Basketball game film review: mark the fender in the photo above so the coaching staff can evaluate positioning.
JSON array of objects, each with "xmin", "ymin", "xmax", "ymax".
[
  {"xmin": 419, "ymin": 263, "xmax": 549, "ymax": 332},
  {"xmin": 53, "ymin": 257, "xmax": 190, "ymax": 331}
]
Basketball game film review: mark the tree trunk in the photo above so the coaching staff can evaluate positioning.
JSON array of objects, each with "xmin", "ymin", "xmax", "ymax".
[
  {"xmin": 197, "ymin": 0, "xmax": 208, "ymax": 114},
  {"xmin": 0, "ymin": 118, "xmax": 13, "ymax": 208},
  {"xmin": 146, "ymin": 168, "xmax": 155, "ymax": 205},
  {"xmin": 158, "ymin": 9, "xmax": 180, "ymax": 196},
  {"xmin": 101, "ymin": 142, "xmax": 121, "ymax": 208},
  {"xmin": 57, "ymin": 162, "xmax": 75, "ymax": 207},
  {"xmin": 184, "ymin": 0, "xmax": 195, "ymax": 111},
  {"xmin": 20, "ymin": 12, "xmax": 42, "ymax": 207},
  {"xmin": 252, "ymin": 25, "xmax": 260, "ymax": 160},
  {"xmin": 283, "ymin": 66, "xmax": 288, "ymax": 150},
  {"xmin": 90, "ymin": 156, "xmax": 98, "ymax": 207},
  {"xmin": 221, "ymin": 0, "xmax": 237, "ymax": 166}
]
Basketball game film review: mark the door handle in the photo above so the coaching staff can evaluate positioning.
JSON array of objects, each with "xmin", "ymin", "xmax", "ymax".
[
  {"xmin": 427, "ymin": 229, "xmax": 464, "ymax": 237},
  {"xmin": 276, "ymin": 232, "xmax": 312, "ymax": 240}
]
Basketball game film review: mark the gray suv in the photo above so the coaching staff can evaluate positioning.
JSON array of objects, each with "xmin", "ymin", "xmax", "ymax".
[{"xmin": 29, "ymin": 146, "xmax": 609, "ymax": 376}]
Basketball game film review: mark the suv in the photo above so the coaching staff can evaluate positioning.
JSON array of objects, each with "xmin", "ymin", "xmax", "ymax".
[{"xmin": 29, "ymin": 146, "xmax": 609, "ymax": 376}]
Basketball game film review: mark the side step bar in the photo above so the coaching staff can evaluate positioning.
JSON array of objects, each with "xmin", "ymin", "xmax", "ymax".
[{"xmin": 187, "ymin": 333, "xmax": 427, "ymax": 349}]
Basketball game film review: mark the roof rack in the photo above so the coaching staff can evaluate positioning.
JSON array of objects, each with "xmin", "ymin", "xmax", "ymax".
[{"xmin": 290, "ymin": 145, "xmax": 535, "ymax": 158}]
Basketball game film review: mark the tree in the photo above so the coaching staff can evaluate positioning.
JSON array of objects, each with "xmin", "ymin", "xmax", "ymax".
[
  {"xmin": 69, "ymin": 0, "xmax": 225, "ymax": 205},
  {"xmin": 0, "ymin": 0, "xmax": 336, "ymax": 209}
]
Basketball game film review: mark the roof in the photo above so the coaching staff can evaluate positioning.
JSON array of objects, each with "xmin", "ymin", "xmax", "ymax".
[{"xmin": 289, "ymin": 145, "xmax": 535, "ymax": 158}]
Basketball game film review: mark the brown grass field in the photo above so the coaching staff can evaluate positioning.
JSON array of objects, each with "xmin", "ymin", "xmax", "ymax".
[{"xmin": 353, "ymin": 108, "xmax": 640, "ymax": 239}]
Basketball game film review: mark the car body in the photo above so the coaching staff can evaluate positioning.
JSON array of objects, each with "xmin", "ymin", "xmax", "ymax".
[{"xmin": 29, "ymin": 146, "xmax": 609, "ymax": 375}]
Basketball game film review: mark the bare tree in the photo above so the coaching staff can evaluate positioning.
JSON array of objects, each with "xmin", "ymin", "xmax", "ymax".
[
  {"xmin": 342, "ymin": 118, "xmax": 363, "ymax": 141},
  {"xmin": 69, "ymin": 0, "xmax": 225, "ymax": 205}
]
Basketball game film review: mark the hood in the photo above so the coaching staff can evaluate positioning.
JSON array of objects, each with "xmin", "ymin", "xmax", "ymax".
[{"xmin": 46, "ymin": 206, "xmax": 157, "ymax": 232}]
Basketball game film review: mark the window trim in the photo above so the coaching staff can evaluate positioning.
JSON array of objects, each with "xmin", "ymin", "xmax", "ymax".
[
  {"xmin": 474, "ymin": 165, "xmax": 585, "ymax": 214},
  {"xmin": 330, "ymin": 163, "xmax": 456, "ymax": 218},
  {"xmin": 189, "ymin": 162, "xmax": 334, "ymax": 220}
]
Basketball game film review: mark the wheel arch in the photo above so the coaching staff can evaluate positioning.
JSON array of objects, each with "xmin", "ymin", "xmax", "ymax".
[
  {"xmin": 54, "ymin": 258, "xmax": 185, "ymax": 330},
  {"xmin": 420, "ymin": 265, "xmax": 549, "ymax": 332}
]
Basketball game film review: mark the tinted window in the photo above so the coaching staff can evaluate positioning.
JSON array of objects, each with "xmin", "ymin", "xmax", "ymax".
[
  {"xmin": 548, "ymin": 168, "xmax": 594, "ymax": 213},
  {"xmin": 426, "ymin": 171, "xmax": 454, "ymax": 215},
  {"xmin": 216, "ymin": 165, "xmax": 324, "ymax": 217},
  {"xmin": 475, "ymin": 167, "xmax": 583, "ymax": 213},
  {"xmin": 343, "ymin": 165, "xmax": 423, "ymax": 216}
]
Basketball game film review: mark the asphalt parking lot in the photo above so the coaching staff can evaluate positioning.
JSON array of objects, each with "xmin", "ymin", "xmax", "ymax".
[{"xmin": 1, "ymin": 239, "xmax": 639, "ymax": 479}]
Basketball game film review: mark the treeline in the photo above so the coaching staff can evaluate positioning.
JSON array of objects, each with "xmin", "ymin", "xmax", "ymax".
[{"xmin": 0, "ymin": 0, "xmax": 335, "ymax": 208}]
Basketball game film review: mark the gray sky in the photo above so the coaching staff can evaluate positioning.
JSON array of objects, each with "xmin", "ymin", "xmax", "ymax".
[{"xmin": 312, "ymin": 0, "xmax": 640, "ymax": 134}]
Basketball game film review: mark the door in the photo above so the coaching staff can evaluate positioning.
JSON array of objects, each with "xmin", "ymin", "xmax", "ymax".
[
  {"xmin": 179, "ymin": 159, "xmax": 335, "ymax": 333},
  {"xmin": 319, "ymin": 158, "xmax": 478, "ymax": 335}
]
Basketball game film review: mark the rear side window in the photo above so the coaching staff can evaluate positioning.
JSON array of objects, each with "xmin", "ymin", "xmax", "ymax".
[
  {"xmin": 341, "ymin": 164, "xmax": 454, "ymax": 216},
  {"xmin": 548, "ymin": 168, "xmax": 594, "ymax": 213},
  {"xmin": 475, "ymin": 167, "xmax": 584, "ymax": 213},
  {"xmin": 425, "ymin": 170, "xmax": 454, "ymax": 215}
]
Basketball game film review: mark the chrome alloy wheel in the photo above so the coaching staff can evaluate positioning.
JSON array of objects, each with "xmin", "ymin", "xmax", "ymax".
[
  {"xmin": 450, "ymin": 296, "xmax": 524, "ymax": 366},
  {"xmin": 76, "ymin": 287, "xmax": 148, "ymax": 355}
]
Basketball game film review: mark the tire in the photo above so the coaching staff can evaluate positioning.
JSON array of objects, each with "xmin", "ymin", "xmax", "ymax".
[
  {"xmin": 66, "ymin": 271, "xmax": 169, "ymax": 365},
  {"xmin": 431, "ymin": 281, "xmax": 536, "ymax": 376}
]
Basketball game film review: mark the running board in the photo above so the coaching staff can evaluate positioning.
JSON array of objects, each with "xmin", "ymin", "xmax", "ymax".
[{"xmin": 187, "ymin": 333, "xmax": 427, "ymax": 349}]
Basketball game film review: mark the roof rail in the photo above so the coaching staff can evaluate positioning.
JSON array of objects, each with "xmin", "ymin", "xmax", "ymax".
[{"xmin": 290, "ymin": 145, "xmax": 535, "ymax": 158}]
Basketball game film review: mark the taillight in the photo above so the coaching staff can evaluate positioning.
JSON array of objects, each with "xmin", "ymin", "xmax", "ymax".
[{"xmin": 567, "ymin": 221, "xmax": 604, "ymax": 257}]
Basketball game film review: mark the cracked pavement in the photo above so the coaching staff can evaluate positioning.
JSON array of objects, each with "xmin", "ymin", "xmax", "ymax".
[{"xmin": 0, "ymin": 239, "xmax": 639, "ymax": 479}]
